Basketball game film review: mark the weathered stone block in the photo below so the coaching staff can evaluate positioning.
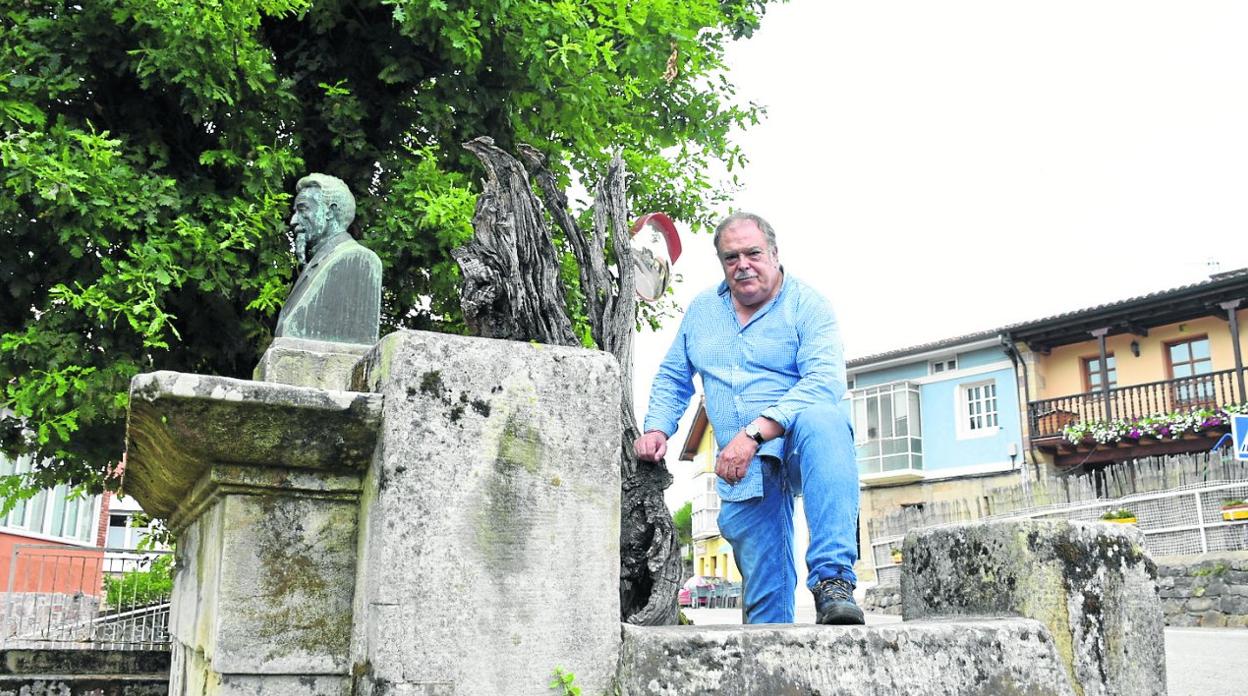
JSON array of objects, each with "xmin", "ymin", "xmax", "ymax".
[
  {"xmin": 1185, "ymin": 597, "xmax": 1214, "ymax": 612},
  {"xmin": 901, "ymin": 520, "xmax": 1165, "ymax": 696},
  {"xmin": 350, "ymin": 330, "xmax": 622, "ymax": 696},
  {"xmin": 125, "ymin": 371, "xmax": 383, "ymax": 695},
  {"xmin": 1222, "ymin": 595, "xmax": 1248, "ymax": 614},
  {"xmin": 254, "ymin": 336, "xmax": 372, "ymax": 391},
  {"xmin": 1199, "ymin": 611, "xmax": 1227, "ymax": 627},
  {"xmin": 125, "ymin": 372, "xmax": 382, "ymax": 522},
  {"xmin": 1169, "ymin": 613, "xmax": 1199, "ymax": 627},
  {"xmin": 617, "ymin": 620, "xmax": 1076, "ymax": 695}
]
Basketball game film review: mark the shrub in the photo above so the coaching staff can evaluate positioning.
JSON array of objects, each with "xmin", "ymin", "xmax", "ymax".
[{"xmin": 104, "ymin": 554, "xmax": 173, "ymax": 609}]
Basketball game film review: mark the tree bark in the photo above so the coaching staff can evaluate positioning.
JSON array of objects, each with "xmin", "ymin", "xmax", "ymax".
[
  {"xmin": 452, "ymin": 138, "xmax": 578, "ymax": 346},
  {"xmin": 455, "ymin": 137, "xmax": 681, "ymax": 625}
]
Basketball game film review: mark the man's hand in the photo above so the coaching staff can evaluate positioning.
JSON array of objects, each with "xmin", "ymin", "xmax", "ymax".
[
  {"xmin": 634, "ymin": 430, "xmax": 668, "ymax": 462},
  {"xmin": 715, "ymin": 432, "xmax": 758, "ymax": 485}
]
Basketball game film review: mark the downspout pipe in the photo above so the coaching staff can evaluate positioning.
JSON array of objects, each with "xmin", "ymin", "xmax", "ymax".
[{"xmin": 1000, "ymin": 333, "xmax": 1038, "ymax": 482}]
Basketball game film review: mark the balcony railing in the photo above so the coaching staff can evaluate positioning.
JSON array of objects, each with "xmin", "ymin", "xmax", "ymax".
[
  {"xmin": 1029, "ymin": 368, "xmax": 1245, "ymax": 440},
  {"xmin": 691, "ymin": 491, "xmax": 720, "ymax": 515}
]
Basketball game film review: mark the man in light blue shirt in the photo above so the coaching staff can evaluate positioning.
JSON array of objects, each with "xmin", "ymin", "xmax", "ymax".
[{"xmin": 635, "ymin": 212, "xmax": 862, "ymax": 625}]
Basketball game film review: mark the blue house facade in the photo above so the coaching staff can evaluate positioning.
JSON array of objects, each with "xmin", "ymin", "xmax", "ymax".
[{"xmin": 847, "ymin": 331, "xmax": 1027, "ymax": 581}]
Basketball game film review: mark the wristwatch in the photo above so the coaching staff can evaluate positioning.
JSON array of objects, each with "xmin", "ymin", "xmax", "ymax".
[{"xmin": 744, "ymin": 422, "xmax": 765, "ymax": 445}]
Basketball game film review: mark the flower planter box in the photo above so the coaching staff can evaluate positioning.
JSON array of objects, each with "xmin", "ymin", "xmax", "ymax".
[
  {"xmin": 1104, "ymin": 517, "xmax": 1138, "ymax": 525},
  {"xmin": 1222, "ymin": 505, "xmax": 1248, "ymax": 522}
]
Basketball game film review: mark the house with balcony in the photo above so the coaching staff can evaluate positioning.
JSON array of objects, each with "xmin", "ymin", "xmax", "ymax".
[
  {"xmin": 1007, "ymin": 269, "xmax": 1248, "ymax": 470},
  {"xmin": 678, "ymin": 400, "xmax": 741, "ymax": 583},
  {"xmin": 847, "ymin": 332, "xmax": 1026, "ymax": 581}
]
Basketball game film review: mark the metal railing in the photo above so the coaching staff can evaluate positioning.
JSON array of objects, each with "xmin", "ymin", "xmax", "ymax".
[
  {"xmin": 870, "ymin": 478, "xmax": 1248, "ymax": 585},
  {"xmin": 1028, "ymin": 369, "xmax": 1244, "ymax": 439},
  {"xmin": 1, "ymin": 545, "xmax": 172, "ymax": 650}
]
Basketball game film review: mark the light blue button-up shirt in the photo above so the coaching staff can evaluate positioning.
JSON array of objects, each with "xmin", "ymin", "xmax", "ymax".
[{"xmin": 642, "ymin": 273, "xmax": 846, "ymax": 502}]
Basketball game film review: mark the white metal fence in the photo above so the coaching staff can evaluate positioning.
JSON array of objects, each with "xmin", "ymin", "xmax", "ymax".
[
  {"xmin": 870, "ymin": 478, "xmax": 1248, "ymax": 586},
  {"xmin": 0, "ymin": 544, "xmax": 172, "ymax": 650}
]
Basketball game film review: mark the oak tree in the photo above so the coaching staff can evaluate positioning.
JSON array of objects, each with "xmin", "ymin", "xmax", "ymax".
[{"xmin": 0, "ymin": 0, "xmax": 771, "ymax": 499}]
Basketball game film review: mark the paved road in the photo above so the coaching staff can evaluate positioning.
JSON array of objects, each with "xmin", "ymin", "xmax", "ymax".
[
  {"xmin": 1165, "ymin": 627, "xmax": 1248, "ymax": 695},
  {"xmin": 682, "ymin": 607, "xmax": 1246, "ymax": 693}
]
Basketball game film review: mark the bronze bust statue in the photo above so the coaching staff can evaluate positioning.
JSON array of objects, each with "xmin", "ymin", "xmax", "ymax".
[{"xmin": 275, "ymin": 174, "xmax": 382, "ymax": 345}]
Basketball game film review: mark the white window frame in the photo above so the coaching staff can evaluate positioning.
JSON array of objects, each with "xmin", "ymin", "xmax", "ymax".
[
  {"xmin": 0, "ymin": 455, "xmax": 100, "ymax": 545},
  {"xmin": 851, "ymin": 381, "xmax": 923, "ymax": 475},
  {"xmin": 929, "ymin": 358, "xmax": 957, "ymax": 375},
  {"xmin": 957, "ymin": 379, "xmax": 1000, "ymax": 440}
]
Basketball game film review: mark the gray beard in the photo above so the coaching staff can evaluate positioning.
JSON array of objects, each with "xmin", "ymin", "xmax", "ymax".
[{"xmin": 294, "ymin": 232, "xmax": 309, "ymax": 266}]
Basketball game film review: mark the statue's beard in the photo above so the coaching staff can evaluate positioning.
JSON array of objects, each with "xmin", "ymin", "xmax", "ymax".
[{"xmin": 294, "ymin": 231, "xmax": 309, "ymax": 266}]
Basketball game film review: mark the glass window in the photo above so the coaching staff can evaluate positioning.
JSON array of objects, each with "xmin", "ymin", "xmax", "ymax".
[
  {"xmin": 851, "ymin": 381, "xmax": 923, "ymax": 475},
  {"xmin": 964, "ymin": 382, "xmax": 999, "ymax": 432},
  {"xmin": 1084, "ymin": 354, "xmax": 1117, "ymax": 391},
  {"xmin": 1168, "ymin": 337, "xmax": 1214, "ymax": 404},
  {"xmin": 107, "ymin": 516, "xmax": 129, "ymax": 548},
  {"xmin": 929, "ymin": 359, "xmax": 956, "ymax": 375}
]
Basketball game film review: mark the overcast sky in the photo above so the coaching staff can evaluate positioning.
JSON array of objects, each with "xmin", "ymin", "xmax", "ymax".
[{"xmin": 637, "ymin": 1, "xmax": 1248, "ymax": 510}]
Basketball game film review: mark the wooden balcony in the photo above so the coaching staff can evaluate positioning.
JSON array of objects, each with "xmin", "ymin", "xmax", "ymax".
[{"xmin": 1028, "ymin": 369, "xmax": 1245, "ymax": 465}]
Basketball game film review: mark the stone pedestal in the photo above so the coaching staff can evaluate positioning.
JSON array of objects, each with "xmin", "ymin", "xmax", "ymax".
[
  {"xmin": 124, "ymin": 330, "xmax": 622, "ymax": 696},
  {"xmin": 901, "ymin": 520, "xmax": 1166, "ymax": 696},
  {"xmin": 254, "ymin": 336, "xmax": 372, "ymax": 390},
  {"xmin": 350, "ymin": 331, "xmax": 622, "ymax": 696},
  {"xmin": 125, "ymin": 372, "xmax": 382, "ymax": 695}
]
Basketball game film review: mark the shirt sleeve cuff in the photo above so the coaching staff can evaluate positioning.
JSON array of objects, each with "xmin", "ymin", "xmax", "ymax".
[
  {"xmin": 641, "ymin": 418, "xmax": 675, "ymax": 439},
  {"xmin": 761, "ymin": 406, "xmax": 792, "ymax": 431}
]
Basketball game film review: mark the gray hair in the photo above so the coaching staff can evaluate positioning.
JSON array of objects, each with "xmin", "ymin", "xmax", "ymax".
[
  {"xmin": 713, "ymin": 211, "xmax": 778, "ymax": 255},
  {"xmin": 295, "ymin": 173, "xmax": 356, "ymax": 228}
]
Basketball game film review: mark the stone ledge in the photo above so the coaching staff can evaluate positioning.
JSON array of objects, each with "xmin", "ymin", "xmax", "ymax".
[
  {"xmin": 618, "ymin": 619, "xmax": 1075, "ymax": 696},
  {"xmin": 124, "ymin": 371, "xmax": 382, "ymax": 520}
]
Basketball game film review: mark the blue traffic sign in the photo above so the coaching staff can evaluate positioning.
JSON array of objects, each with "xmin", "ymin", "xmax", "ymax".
[{"xmin": 1232, "ymin": 415, "xmax": 1248, "ymax": 461}]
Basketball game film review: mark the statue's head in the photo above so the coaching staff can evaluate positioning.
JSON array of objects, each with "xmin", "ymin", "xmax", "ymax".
[{"xmin": 290, "ymin": 174, "xmax": 356, "ymax": 264}]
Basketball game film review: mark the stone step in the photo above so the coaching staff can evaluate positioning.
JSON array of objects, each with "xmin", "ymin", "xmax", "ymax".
[
  {"xmin": 0, "ymin": 673, "xmax": 168, "ymax": 695},
  {"xmin": 0, "ymin": 649, "xmax": 169, "ymax": 695},
  {"xmin": 618, "ymin": 618, "xmax": 1075, "ymax": 696}
]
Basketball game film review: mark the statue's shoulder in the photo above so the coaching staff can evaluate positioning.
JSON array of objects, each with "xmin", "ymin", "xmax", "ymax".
[{"xmin": 328, "ymin": 235, "xmax": 382, "ymax": 267}]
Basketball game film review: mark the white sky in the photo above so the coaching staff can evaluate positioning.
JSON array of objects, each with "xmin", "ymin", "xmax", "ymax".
[{"xmin": 637, "ymin": 0, "xmax": 1248, "ymax": 510}]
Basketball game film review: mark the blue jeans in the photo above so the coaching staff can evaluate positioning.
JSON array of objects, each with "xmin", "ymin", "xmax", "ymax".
[{"xmin": 717, "ymin": 404, "xmax": 859, "ymax": 623}]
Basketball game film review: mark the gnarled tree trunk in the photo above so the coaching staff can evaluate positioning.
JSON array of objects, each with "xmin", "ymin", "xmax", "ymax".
[{"xmin": 453, "ymin": 136, "xmax": 681, "ymax": 625}]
